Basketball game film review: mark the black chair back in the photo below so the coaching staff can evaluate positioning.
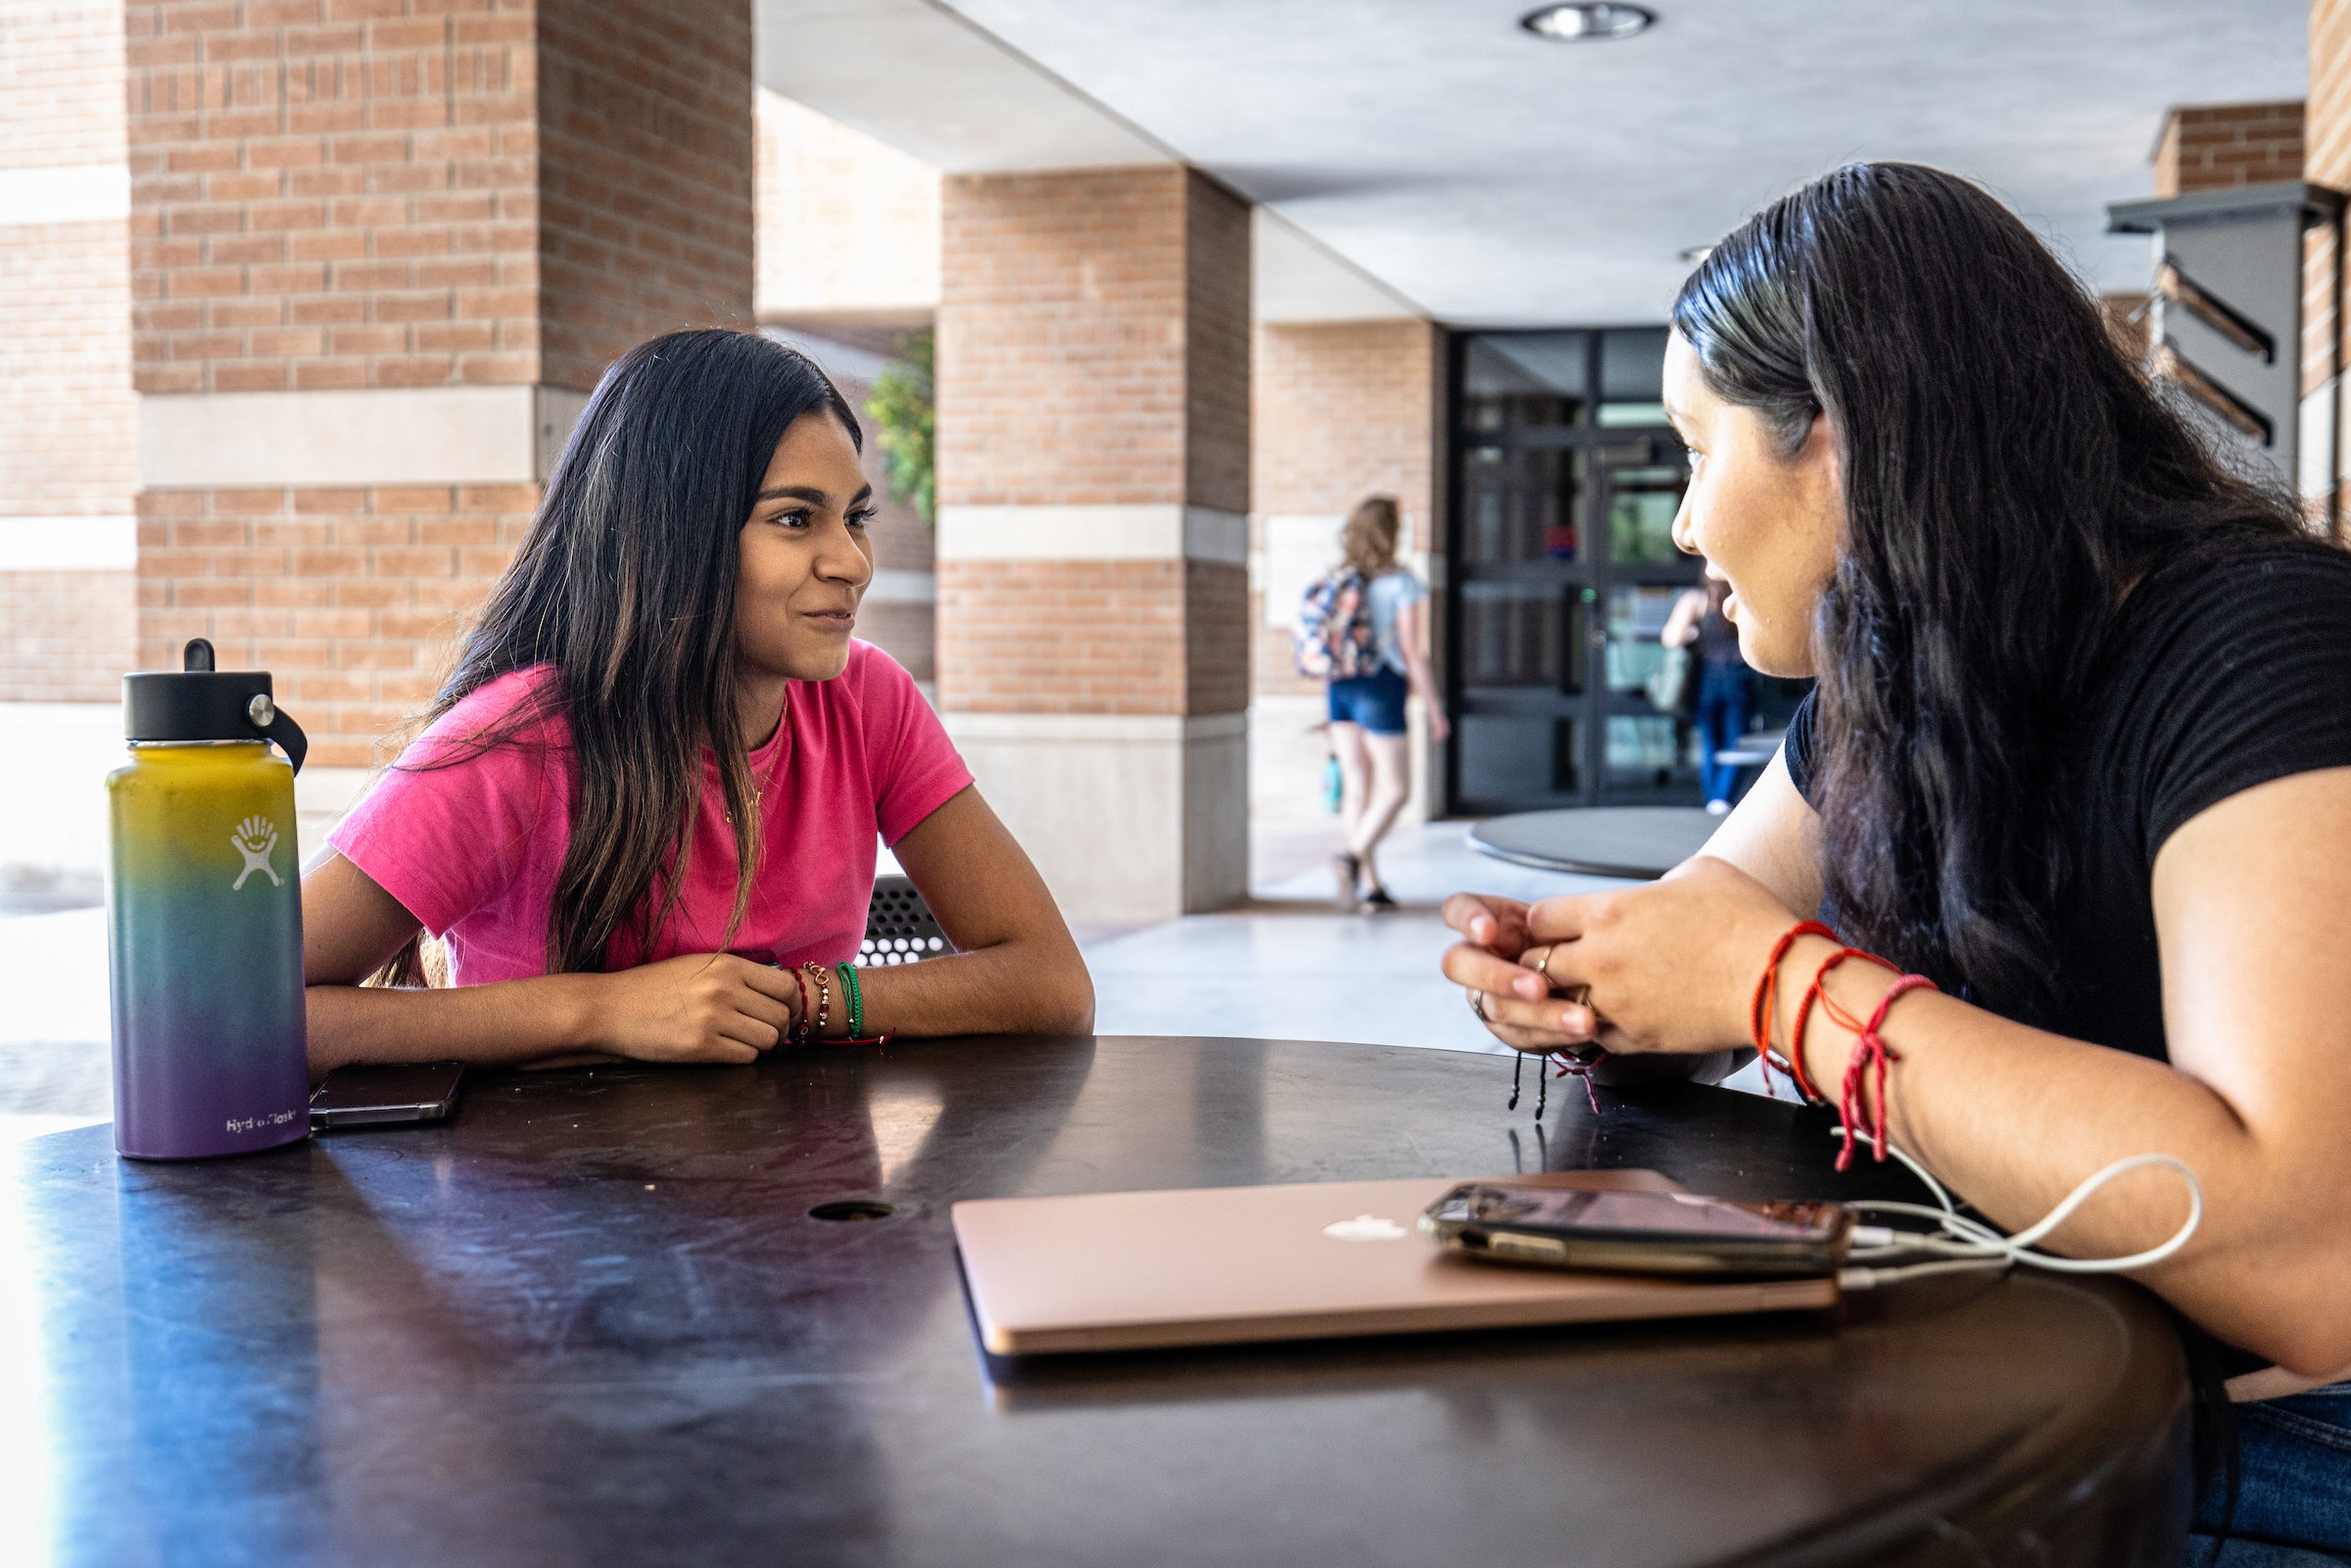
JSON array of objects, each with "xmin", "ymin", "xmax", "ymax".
[{"xmin": 861, "ymin": 875, "xmax": 952, "ymax": 966}]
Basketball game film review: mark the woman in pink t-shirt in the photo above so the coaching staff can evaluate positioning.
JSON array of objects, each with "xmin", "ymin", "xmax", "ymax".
[{"xmin": 301, "ymin": 329, "xmax": 1092, "ymax": 1072}]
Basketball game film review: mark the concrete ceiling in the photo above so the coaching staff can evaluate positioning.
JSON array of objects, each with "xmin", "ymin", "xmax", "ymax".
[{"xmin": 761, "ymin": 0, "xmax": 2308, "ymax": 326}]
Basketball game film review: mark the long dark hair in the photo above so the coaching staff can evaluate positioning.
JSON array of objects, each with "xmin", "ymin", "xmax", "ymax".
[
  {"xmin": 381, "ymin": 329, "xmax": 859, "ymax": 979},
  {"xmin": 1673, "ymin": 163, "xmax": 2306, "ymax": 1019}
]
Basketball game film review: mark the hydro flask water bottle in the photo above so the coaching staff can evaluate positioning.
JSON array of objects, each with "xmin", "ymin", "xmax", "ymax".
[{"xmin": 108, "ymin": 639, "xmax": 313, "ymax": 1160}]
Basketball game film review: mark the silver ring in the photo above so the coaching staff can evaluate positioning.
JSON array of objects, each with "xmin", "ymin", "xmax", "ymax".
[{"xmin": 1467, "ymin": 989, "xmax": 1491, "ymax": 1022}]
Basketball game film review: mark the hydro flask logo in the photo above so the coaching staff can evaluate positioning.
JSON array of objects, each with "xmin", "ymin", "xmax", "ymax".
[{"xmin": 230, "ymin": 816, "xmax": 281, "ymax": 890}]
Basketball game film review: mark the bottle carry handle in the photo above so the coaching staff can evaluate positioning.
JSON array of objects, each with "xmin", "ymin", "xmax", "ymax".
[{"xmin": 260, "ymin": 707, "xmax": 309, "ymax": 776}]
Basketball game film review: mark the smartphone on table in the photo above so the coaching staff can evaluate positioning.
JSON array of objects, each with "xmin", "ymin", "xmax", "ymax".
[
  {"xmin": 310, "ymin": 1063, "xmax": 466, "ymax": 1129},
  {"xmin": 1421, "ymin": 1182, "xmax": 1853, "ymax": 1278}
]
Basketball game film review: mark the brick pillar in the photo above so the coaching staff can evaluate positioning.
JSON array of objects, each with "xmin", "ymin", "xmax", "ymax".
[
  {"xmin": 0, "ymin": 0, "xmax": 138, "ymax": 700},
  {"xmin": 1248, "ymin": 319, "xmax": 1445, "ymax": 829},
  {"xmin": 126, "ymin": 0, "xmax": 752, "ymax": 842},
  {"xmin": 2153, "ymin": 103, "xmax": 2306, "ymax": 198},
  {"xmin": 2314, "ymin": 6, "xmax": 2351, "ymax": 532},
  {"xmin": 935, "ymin": 166, "xmax": 1250, "ymax": 923}
]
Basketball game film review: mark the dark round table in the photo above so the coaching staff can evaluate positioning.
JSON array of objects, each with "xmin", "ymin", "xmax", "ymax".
[
  {"xmin": 11, "ymin": 1035, "xmax": 2189, "ymax": 1566},
  {"xmin": 1470, "ymin": 806, "xmax": 1720, "ymax": 879}
]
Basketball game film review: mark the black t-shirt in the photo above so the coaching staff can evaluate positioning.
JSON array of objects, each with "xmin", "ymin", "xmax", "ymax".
[{"xmin": 1784, "ymin": 545, "xmax": 2351, "ymax": 1063}]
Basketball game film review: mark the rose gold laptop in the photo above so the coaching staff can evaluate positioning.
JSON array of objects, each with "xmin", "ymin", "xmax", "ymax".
[{"xmin": 952, "ymin": 1169, "xmax": 1839, "ymax": 1355}]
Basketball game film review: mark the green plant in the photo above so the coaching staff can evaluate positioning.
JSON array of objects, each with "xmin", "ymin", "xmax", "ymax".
[{"xmin": 866, "ymin": 330, "xmax": 935, "ymax": 530}]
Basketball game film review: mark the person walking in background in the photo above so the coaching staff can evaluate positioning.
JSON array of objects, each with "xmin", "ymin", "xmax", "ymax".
[
  {"xmin": 1294, "ymin": 496, "xmax": 1448, "ymax": 911},
  {"xmin": 1664, "ymin": 577, "xmax": 1755, "ymax": 814}
]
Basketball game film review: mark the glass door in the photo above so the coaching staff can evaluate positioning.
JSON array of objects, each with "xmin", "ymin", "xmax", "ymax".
[{"xmin": 1446, "ymin": 328, "xmax": 1703, "ymax": 813}]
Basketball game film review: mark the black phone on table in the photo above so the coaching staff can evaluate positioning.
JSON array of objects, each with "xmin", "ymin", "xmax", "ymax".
[
  {"xmin": 1420, "ymin": 1181, "xmax": 1853, "ymax": 1278},
  {"xmin": 310, "ymin": 1063, "xmax": 465, "ymax": 1128}
]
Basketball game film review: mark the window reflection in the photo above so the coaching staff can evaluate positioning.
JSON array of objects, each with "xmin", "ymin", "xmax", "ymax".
[
  {"xmin": 1463, "ymin": 448, "xmax": 1582, "ymax": 564},
  {"xmin": 1608, "ymin": 466, "xmax": 1686, "ymax": 565}
]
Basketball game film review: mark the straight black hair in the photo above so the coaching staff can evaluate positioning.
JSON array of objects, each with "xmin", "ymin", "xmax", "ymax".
[
  {"xmin": 1673, "ymin": 163, "xmax": 2309, "ymax": 1019},
  {"xmin": 379, "ymin": 328, "xmax": 859, "ymax": 980}
]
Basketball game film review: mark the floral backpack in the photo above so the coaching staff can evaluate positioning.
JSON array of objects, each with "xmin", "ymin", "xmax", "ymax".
[{"xmin": 1293, "ymin": 568, "xmax": 1382, "ymax": 681}]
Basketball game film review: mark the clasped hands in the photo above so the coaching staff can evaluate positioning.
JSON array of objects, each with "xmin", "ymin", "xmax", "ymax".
[{"xmin": 1440, "ymin": 856, "xmax": 1799, "ymax": 1060}]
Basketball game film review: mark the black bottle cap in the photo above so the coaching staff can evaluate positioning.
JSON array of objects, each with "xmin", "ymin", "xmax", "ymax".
[{"xmin": 121, "ymin": 639, "xmax": 309, "ymax": 775}]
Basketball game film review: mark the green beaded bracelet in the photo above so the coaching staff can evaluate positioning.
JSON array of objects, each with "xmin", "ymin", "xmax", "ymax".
[{"xmin": 837, "ymin": 961, "xmax": 863, "ymax": 1041}]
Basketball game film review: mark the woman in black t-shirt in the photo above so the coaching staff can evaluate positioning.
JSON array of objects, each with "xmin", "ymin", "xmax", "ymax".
[{"xmin": 1443, "ymin": 163, "xmax": 2351, "ymax": 1558}]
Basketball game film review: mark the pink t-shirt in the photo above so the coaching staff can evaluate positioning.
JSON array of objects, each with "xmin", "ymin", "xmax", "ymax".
[{"xmin": 328, "ymin": 642, "xmax": 973, "ymax": 985}]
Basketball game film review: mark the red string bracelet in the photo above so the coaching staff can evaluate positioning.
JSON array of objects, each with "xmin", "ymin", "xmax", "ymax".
[
  {"xmin": 1749, "ymin": 920, "xmax": 1837, "ymax": 1099},
  {"xmin": 1791, "ymin": 946, "xmax": 1897, "ymax": 1103},
  {"xmin": 1818, "ymin": 972, "xmax": 1939, "ymax": 1170},
  {"xmin": 778, "ymin": 960, "xmax": 890, "ymax": 1046}
]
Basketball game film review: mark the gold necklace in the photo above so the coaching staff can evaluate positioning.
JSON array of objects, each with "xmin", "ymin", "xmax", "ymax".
[{"xmin": 724, "ymin": 699, "xmax": 788, "ymax": 824}]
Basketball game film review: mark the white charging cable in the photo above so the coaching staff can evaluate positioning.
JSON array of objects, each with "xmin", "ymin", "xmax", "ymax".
[{"xmin": 1832, "ymin": 1131, "xmax": 2204, "ymax": 1291}]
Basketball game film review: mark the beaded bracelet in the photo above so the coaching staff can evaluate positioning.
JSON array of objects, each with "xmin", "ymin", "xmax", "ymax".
[{"xmin": 798, "ymin": 962, "xmax": 832, "ymax": 1043}]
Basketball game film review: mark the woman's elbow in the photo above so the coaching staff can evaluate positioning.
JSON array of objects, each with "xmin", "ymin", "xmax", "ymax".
[
  {"xmin": 2209, "ymin": 1241, "xmax": 2351, "ymax": 1379},
  {"xmin": 2254, "ymin": 1311, "xmax": 2351, "ymax": 1382},
  {"xmin": 1020, "ymin": 943, "xmax": 1092, "ymax": 1036},
  {"xmin": 1049, "ymin": 957, "xmax": 1095, "ymax": 1036}
]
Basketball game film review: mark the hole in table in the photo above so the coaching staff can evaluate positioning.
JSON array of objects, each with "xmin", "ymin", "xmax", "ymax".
[{"xmin": 807, "ymin": 1200, "xmax": 895, "ymax": 1222}]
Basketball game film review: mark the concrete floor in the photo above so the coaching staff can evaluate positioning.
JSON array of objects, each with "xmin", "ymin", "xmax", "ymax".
[{"xmin": 0, "ymin": 700, "xmax": 1754, "ymax": 1144}]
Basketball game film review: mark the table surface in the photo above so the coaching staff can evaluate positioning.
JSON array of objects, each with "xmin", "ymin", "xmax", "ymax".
[
  {"xmin": 9, "ymin": 1035, "xmax": 2188, "ymax": 1568},
  {"xmin": 1469, "ymin": 805, "xmax": 1721, "ymax": 879}
]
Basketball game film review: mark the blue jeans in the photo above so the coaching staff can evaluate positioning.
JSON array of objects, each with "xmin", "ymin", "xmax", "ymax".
[
  {"xmin": 1694, "ymin": 662, "xmax": 1755, "ymax": 805},
  {"xmin": 2185, "ymin": 1383, "xmax": 2351, "ymax": 1564},
  {"xmin": 1327, "ymin": 667, "xmax": 1409, "ymax": 736}
]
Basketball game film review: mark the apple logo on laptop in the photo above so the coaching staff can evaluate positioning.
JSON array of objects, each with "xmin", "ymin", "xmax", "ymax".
[{"xmin": 1322, "ymin": 1213, "xmax": 1408, "ymax": 1242}]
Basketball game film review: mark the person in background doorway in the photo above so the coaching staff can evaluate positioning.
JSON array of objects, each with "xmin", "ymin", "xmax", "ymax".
[
  {"xmin": 1322, "ymin": 496, "xmax": 1449, "ymax": 911},
  {"xmin": 1664, "ymin": 577, "xmax": 1757, "ymax": 814}
]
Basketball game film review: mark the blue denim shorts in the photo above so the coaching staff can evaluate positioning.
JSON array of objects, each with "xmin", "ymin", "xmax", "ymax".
[
  {"xmin": 2187, "ymin": 1382, "xmax": 2351, "ymax": 1564},
  {"xmin": 1326, "ymin": 667, "xmax": 1409, "ymax": 736}
]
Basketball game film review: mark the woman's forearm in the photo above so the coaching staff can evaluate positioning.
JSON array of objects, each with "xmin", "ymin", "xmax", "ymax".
[
  {"xmin": 1403, "ymin": 650, "xmax": 1444, "ymax": 715},
  {"xmin": 1777, "ymin": 934, "xmax": 2350, "ymax": 1372},
  {"xmin": 843, "ymin": 931, "xmax": 1093, "ymax": 1040},
  {"xmin": 306, "ymin": 974, "xmax": 600, "ymax": 1079}
]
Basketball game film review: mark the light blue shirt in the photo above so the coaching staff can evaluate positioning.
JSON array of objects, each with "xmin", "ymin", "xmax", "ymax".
[{"xmin": 1365, "ymin": 568, "xmax": 1425, "ymax": 676}]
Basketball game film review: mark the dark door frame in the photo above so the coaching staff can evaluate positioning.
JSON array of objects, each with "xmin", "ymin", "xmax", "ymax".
[{"xmin": 1440, "ymin": 327, "xmax": 1701, "ymax": 816}]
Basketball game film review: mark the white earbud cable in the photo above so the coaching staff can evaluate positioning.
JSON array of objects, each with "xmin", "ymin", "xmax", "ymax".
[{"xmin": 1832, "ymin": 1131, "xmax": 2202, "ymax": 1290}]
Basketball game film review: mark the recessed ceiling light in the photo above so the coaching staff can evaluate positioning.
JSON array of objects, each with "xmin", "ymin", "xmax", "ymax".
[{"xmin": 1520, "ymin": 3, "xmax": 1656, "ymax": 41}]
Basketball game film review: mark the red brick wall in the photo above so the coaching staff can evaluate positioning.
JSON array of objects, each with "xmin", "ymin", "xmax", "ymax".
[
  {"xmin": 936, "ymin": 559, "xmax": 1245, "ymax": 718},
  {"xmin": 1, "ymin": 0, "xmax": 127, "ymax": 163},
  {"xmin": 0, "ymin": 218, "xmax": 137, "ymax": 515},
  {"xmin": 2315, "ymin": 1, "xmax": 2351, "ymax": 193},
  {"xmin": 2154, "ymin": 102, "xmax": 2305, "ymax": 199},
  {"xmin": 1249, "ymin": 318, "xmax": 1444, "ymax": 700},
  {"xmin": 936, "ymin": 165, "xmax": 1251, "ymax": 720},
  {"xmin": 937, "ymin": 560, "xmax": 1186, "ymax": 715},
  {"xmin": 2315, "ymin": 5, "xmax": 2351, "ymax": 523},
  {"xmin": 939, "ymin": 166, "xmax": 1242, "ymax": 510},
  {"xmin": 1184, "ymin": 559, "xmax": 1248, "ymax": 714},
  {"xmin": 123, "ymin": 0, "xmax": 755, "ymax": 760},
  {"xmin": 1252, "ymin": 319, "xmax": 1442, "ymax": 546},
  {"xmin": 0, "ymin": 570, "xmax": 136, "ymax": 703},
  {"xmin": 1, "ymin": 0, "xmax": 138, "ymax": 701},
  {"xmin": 124, "ymin": 0, "xmax": 543, "ymax": 395},
  {"xmin": 136, "ymin": 483, "xmax": 537, "ymax": 766},
  {"xmin": 1183, "ymin": 175, "xmax": 1252, "ymax": 516},
  {"xmin": 537, "ymin": 0, "xmax": 755, "ymax": 392}
]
